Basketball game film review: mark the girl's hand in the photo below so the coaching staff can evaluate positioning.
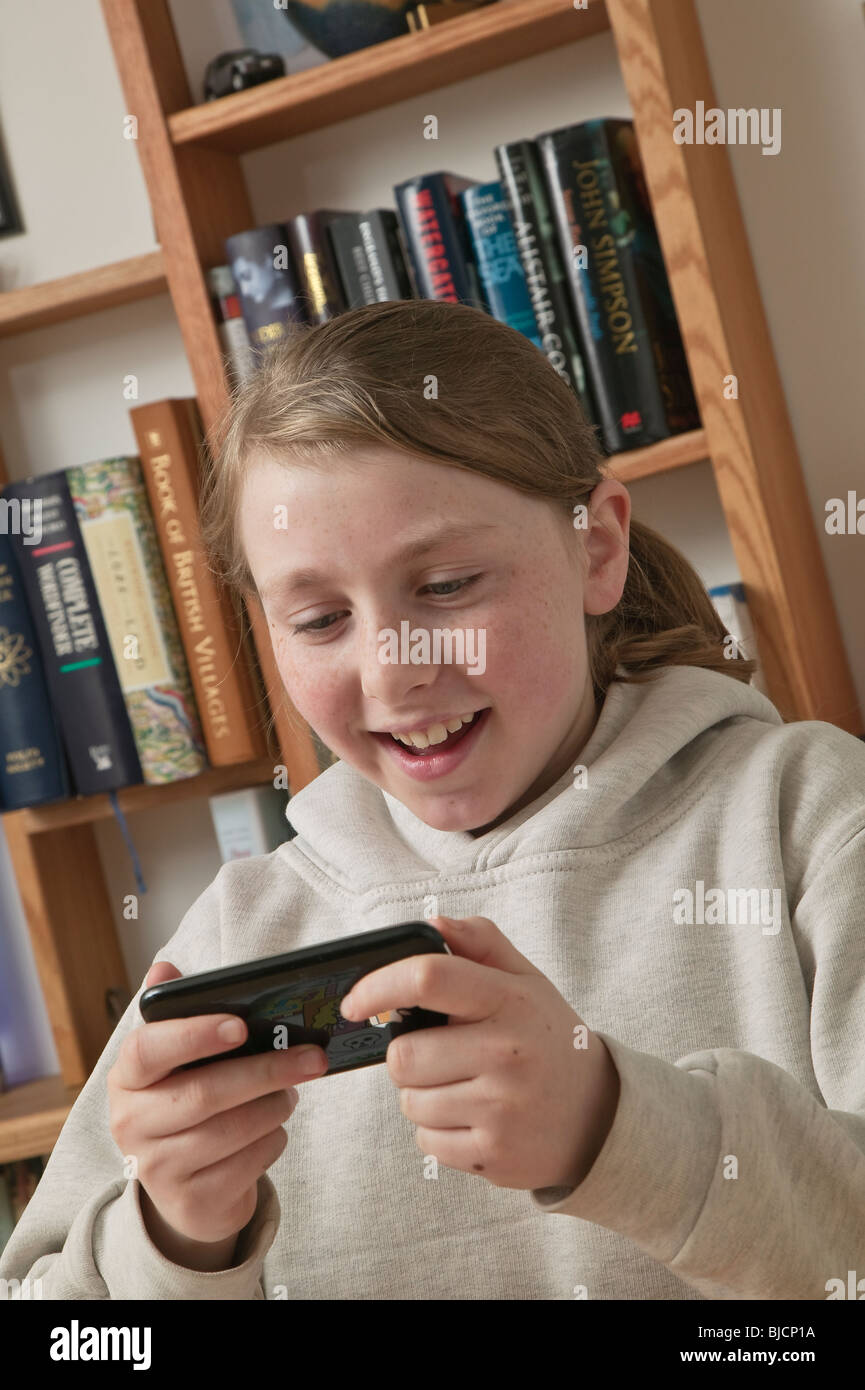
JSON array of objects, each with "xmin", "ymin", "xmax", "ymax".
[
  {"xmin": 339, "ymin": 916, "xmax": 620, "ymax": 1192},
  {"xmin": 108, "ymin": 960, "xmax": 328, "ymax": 1268}
]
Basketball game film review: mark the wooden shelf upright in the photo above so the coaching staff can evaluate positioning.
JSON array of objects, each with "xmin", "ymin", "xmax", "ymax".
[{"xmin": 0, "ymin": 0, "xmax": 860, "ymax": 1160}]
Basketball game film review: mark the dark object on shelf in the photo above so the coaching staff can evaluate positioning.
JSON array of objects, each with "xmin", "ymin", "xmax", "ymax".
[
  {"xmin": 203, "ymin": 49, "xmax": 286, "ymax": 101},
  {"xmin": 0, "ymin": 141, "xmax": 23, "ymax": 237},
  {"xmin": 279, "ymin": 0, "xmax": 415, "ymax": 59}
]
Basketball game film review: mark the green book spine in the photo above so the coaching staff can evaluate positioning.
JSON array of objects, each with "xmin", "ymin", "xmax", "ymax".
[{"xmin": 65, "ymin": 457, "xmax": 207, "ymax": 784}]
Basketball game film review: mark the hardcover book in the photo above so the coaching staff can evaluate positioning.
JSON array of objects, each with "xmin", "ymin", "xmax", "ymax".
[
  {"xmin": 358, "ymin": 210, "xmax": 415, "ymax": 301},
  {"xmin": 130, "ymin": 398, "xmax": 269, "ymax": 767},
  {"xmin": 460, "ymin": 181, "xmax": 542, "ymax": 349},
  {"xmin": 3, "ymin": 473, "xmax": 143, "ymax": 797},
  {"xmin": 537, "ymin": 118, "xmax": 700, "ymax": 452},
  {"xmin": 494, "ymin": 140, "xmax": 596, "ymax": 425},
  {"xmin": 327, "ymin": 210, "xmax": 414, "ymax": 307},
  {"xmin": 393, "ymin": 172, "xmax": 487, "ymax": 309},
  {"xmin": 327, "ymin": 213, "xmax": 378, "ymax": 306},
  {"xmin": 206, "ymin": 265, "xmax": 256, "ymax": 388},
  {"xmin": 65, "ymin": 457, "xmax": 207, "ymax": 785},
  {"xmin": 224, "ymin": 224, "xmax": 308, "ymax": 361},
  {"xmin": 0, "ymin": 532, "xmax": 70, "ymax": 809},
  {"xmin": 285, "ymin": 211, "xmax": 351, "ymax": 323}
]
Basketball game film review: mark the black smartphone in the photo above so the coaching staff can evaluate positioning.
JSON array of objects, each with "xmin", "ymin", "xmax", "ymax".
[{"xmin": 139, "ymin": 921, "xmax": 451, "ymax": 1076}]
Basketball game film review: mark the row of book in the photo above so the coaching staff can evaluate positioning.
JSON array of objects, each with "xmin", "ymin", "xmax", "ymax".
[
  {"xmin": 209, "ymin": 116, "xmax": 700, "ymax": 456},
  {"xmin": 0, "ymin": 399, "xmax": 272, "ymax": 812}
]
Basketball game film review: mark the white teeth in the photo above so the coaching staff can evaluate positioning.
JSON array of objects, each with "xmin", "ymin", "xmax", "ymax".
[{"xmin": 393, "ymin": 711, "xmax": 478, "ymax": 747}]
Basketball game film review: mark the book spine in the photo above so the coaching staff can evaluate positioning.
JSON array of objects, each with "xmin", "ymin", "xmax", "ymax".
[
  {"xmin": 537, "ymin": 119, "xmax": 694, "ymax": 451},
  {"xmin": 131, "ymin": 399, "xmax": 269, "ymax": 766},
  {"xmin": 206, "ymin": 265, "xmax": 256, "ymax": 387},
  {"xmin": 65, "ymin": 457, "xmax": 207, "ymax": 785},
  {"xmin": 359, "ymin": 210, "xmax": 415, "ymax": 301},
  {"xmin": 605, "ymin": 120, "xmax": 700, "ymax": 434},
  {"xmin": 461, "ymin": 181, "xmax": 542, "ymax": 348},
  {"xmin": 224, "ymin": 224, "xmax": 308, "ymax": 361},
  {"xmin": 393, "ymin": 174, "xmax": 485, "ymax": 308},
  {"xmin": 3, "ymin": 474, "xmax": 143, "ymax": 796},
  {"xmin": 0, "ymin": 532, "xmax": 70, "ymax": 809},
  {"xmin": 494, "ymin": 140, "xmax": 597, "ymax": 424},
  {"xmin": 327, "ymin": 214, "xmax": 378, "ymax": 306},
  {"xmin": 286, "ymin": 211, "xmax": 350, "ymax": 323}
]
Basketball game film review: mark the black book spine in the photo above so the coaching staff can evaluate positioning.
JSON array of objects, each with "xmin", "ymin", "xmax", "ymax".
[
  {"xmin": 286, "ymin": 211, "xmax": 350, "ymax": 323},
  {"xmin": 359, "ymin": 210, "xmax": 414, "ymax": 301},
  {"xmin": 605, "ymin": 120, "xmax": 700, "ymax": 435},
  {"xmin": 224, "ymin": 224, "xmax": 308, "ymax": 360},
  {"xmin": 537, "ymin": 119, "xmax": 692, "ymax": 451},
  {"xmin": 3, "ymin": 474, "xmax": 143, "ymax": 797},
  {"xmin": 494, "ymin": 140, "xmax": 597, "ymax": 425},
  {"xmin": 0, "ymin": 531, "xmax": 70, "ymax": 809},
  {"xmin": 327, "ymin": 214, "xmax": 378, "ymax": 306}
]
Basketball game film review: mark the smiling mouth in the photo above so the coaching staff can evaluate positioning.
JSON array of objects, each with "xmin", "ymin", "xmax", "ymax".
[{"xmin": 379, "ymin": 708, "xmax": 486, "ymax": 755}]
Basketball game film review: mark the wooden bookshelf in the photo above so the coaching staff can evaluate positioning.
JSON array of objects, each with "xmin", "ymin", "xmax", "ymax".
[
  {"xmin": 13, "ymin": 757, "xmax": 277, "ymax": 835},
  {"xmin": 0, "ymin": 0, "xmax": 860, "ymax": 1159},
  {"xmin": 0, "ymin": 1078, "xmax": 84, "ymax": 1165},
  {"xmin": 608, "ymin": 427, "xmax": 708, "ymax": 485},
  {"xmin": 0, "ymin": 250, "xmax": 167, "ymax": 337},
  {"xmin": 167, "ymin": 0, "xmax": 612, "ymax": 153}
]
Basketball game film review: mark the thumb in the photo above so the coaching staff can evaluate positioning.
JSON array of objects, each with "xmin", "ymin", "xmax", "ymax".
[
  {"xmin": 429, "ymin": 915, "xmax": 542, "ymax": 978},
  {"xmin": 144, "ymin": 958, "xmax": 182, "ymax": 989}
]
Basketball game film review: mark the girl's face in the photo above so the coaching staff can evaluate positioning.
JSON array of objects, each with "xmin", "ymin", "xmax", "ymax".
[{"xmin": 239, "ymin": 447, "xmax": 630, "ymax": 836}]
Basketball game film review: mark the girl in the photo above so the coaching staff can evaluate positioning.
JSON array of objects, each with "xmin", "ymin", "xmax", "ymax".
[{"xmin": 2, "ymin": 300, "xmax": 864, "ymax": 1301}]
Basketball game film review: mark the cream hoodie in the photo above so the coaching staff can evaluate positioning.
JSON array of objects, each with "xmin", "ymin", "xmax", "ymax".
[{"xmin": 2, "ymin": 664, "xmax": 864, "ymax": 1300}]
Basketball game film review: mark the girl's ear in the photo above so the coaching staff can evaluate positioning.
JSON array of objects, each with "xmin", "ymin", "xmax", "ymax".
[{"xmin": 582, "ymin": 480, "xmax": 631, "ymax": 617}]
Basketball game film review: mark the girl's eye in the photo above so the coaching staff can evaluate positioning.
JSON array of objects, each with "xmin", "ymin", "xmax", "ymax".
[{"xmin": 290, "ymin": 574, "xmax": 482, "ymax": 635}]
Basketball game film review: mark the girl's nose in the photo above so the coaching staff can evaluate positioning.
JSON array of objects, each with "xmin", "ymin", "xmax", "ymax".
[{"xmin": 359, "ymin": 615, "xmax": 438, "ymax": 705}]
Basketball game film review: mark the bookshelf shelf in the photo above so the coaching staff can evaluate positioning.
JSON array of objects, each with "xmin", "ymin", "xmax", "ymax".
[
  {"xmin": 8, "ymin": 757, "xmax": 277, "ymax": 836},
  {"xmin": 168, "ymin": 0, "xmax": 612, "ymax": 154},
  {"xmin": 0, "ymin": 250, "xmax": 167, "ymax": 339},
  {"xmin": 0, "ymin": 1077, "xmax": 83, "ymax": 1164},
  {"xmin": 608, "ymin": 428, "xmax": 707, "ymax": 485}
]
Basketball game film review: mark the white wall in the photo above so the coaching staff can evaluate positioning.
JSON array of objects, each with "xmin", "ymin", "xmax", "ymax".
[{"xmin": 0, "ymin": 0, "xmax": 862, "ymax": 1079}]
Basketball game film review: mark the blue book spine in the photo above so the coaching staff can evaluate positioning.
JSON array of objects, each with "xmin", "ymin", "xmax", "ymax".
[
  {"xmin": 3, "ymin": 474, "xmax": 143, "ymax": 797},
  {"xmin": 461, "ymin": 182, "xmax": 542, "ymax": 348},
  {"xmin": 0, "ymin": 532, "xmax": 70, "ymax": 809}
]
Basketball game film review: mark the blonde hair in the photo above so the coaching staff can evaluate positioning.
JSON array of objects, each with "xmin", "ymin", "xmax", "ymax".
[{"xmin": 200, "ymin": 299, "xmax": 756, "ymax": 731}]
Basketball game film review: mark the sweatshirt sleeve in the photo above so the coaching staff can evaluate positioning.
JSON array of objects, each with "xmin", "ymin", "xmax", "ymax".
[
  {"xmin": 0, "ymin": 868, "xmax": 281, "ymax": 1300},
  {"xmin": 530, "ymin": 824, "xmax": 865, "ymax": 1300}
]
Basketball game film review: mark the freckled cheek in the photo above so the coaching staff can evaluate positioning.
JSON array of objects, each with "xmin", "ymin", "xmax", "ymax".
[
  {"xmin": 488, "ymin": 608, "xmax": 580, "ymax": 718},
  {"xmin": 272, "ymin": 644, "xmax": 348, "ymax": 733}
]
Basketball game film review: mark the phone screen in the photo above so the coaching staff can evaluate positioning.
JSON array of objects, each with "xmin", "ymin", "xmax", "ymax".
[
  {"xmin": 142, "ymin": 925, "xmax": 450, "ymax": 1074},
  {"xmin": 241, "ymin": 959, "xmax": 419, "ymax": 1068}
]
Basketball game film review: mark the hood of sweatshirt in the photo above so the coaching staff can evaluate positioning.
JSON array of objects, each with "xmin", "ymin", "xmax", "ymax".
[{"xmin": 283, "ymin": 664, "xmax": 785, "ymax": 888}]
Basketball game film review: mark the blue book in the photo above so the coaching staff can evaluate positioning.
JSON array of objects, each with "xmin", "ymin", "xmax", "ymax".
[
  {"xmin": 461, "ymin": 182, "xmax": 542, "ymax": 349},
  {"xmin": 3, "ymin": 474, "xmax": 143, "ymax": 797},
  {"xmin": 0, "ymin": 531, "xmax": 70, "ymax": 809}
]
